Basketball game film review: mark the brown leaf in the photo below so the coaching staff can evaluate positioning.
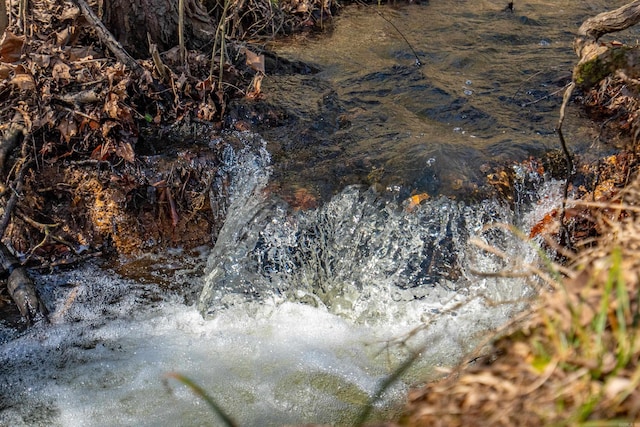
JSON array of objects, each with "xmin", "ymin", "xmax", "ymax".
[
  {"xmin": 101, "ymin": 121, "xmax": 118, "ymax": 138},
  {"xmin": 67, "ymin": 46, "xmax": 100, "ymax": 61},
  {"xmin": 52, "ymin": 60, "xmax": 72, "ymax": 82},
  {"xmin": 58, "ymin": 89, "xmax": 100, "ymax": 105},
  {"xmin": 197, "ymin": 101, "xmax": 216, "ymax": 121},
  {"xmin": 59, "ymin": 6, "xmax": 80, "ymax": 22},
  {"xmin": 10, "ymin": 66, "xmax": 35, "ymax": 91},
  {"xmin": 248, "ymin": 73, "xmax": 263, "ymax": 97},
  {"xmin": 104, "ymin": 93, "xmax": 120, "ymax": 119},
  {"xmin": 55, "ymin": 26, "xmax": 78, "ymax": 47},
  {"xmin": 0, "ymin": 31, "xmax": 24, "ymax": 63},
  {"xmin": 243, "ymin": 48, "xmax": 265, "ymax": 74},
  {"xmin": 115, "ymin": 141, "xmax": 135, "ymax": 163},
  {"xmin": 0, "ymin": 63, "xmax": 12, "ymax": 79},
  {"xmin": 29, "ymin": 53, "xmax": 51, "ymax": 68},
  {"xmin": 57, "ymin": 117, "xmax": 78, "ymax": 143}
]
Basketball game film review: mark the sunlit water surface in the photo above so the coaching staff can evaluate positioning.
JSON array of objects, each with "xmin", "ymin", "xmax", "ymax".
[{"xmin": 1, "ymin": 1, "xmax": 633, "ymax": 425}]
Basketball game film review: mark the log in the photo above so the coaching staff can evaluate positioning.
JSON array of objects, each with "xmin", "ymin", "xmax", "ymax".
[
  {"xmin": 573, "ymin": 0, "xmax": 640, "ymax": 90},
  {"xmin": 577, "ymin": 0, "xmax": 640, "ymax": 43},
  {"xmin": 0, "ymin": 242, "xmax": 49, "ymax": 324}
]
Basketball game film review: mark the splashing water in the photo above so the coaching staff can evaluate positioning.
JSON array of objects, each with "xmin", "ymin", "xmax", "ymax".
[
  {"xmin": 199, "ymin": 137, "xmax": 541, "ymax": 322},
  {"xmin": 0, "ymin": 133, "xmax": 560, "ymax": 426}
]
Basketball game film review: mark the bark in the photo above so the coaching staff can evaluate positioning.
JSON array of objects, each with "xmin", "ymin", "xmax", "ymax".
[
  {"xmin": 0, "ymin": 0, "xmax": 8, "ymax": 34},
  {"xmin": 573, "ymin": 0, "xmax": 640, "ymax": 90},
  {"xmin": 102, "ymin": 0, "xmax": 215, "ymax": 58},
  {"xmin": 1, "ymin": 242, "xmax": 48, "ymax": 325}
]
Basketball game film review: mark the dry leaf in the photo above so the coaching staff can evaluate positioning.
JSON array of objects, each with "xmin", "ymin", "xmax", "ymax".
[
  {"xmin": 59, "ymin": 6, "xmax": 80, "ymax": 22},
  {"xmin": 244, "ymin": 48, "xmax": 265, "ymax": 74},
  {"xmin": 91, "ymin": 141, "xmax": 114, "ymax": 161},
  {"xmin": 58, "ymin": 89, "xmax": 100, "ymax": 105},
  {"xmin": 246, "ymin": 73, "xmax": 263, "ymax": 99},
  {"xmin": 116, "ymin": 141, "xmax": 135, "ymax": 163},
  {"xmin": 55, "ymin": 26, "xmax": 77, "ymax": 47},
  {"xmin": 29, "ymin": 53, "xmax": 51, "ymax": 68},
  {"xmin": 57, "ymin": 117, "xmax": 78, "ymax": 143},
  {"xmin": 604, "ymin": 377, "xmax": 631, "ymax": 400},
  {"xmin": 67, "ymin": 46, "xmax": 100, "ymax": 61},
  {"xmin": 406, "ymin": 192, "xmax": 430, "ymax": 212},
  {"xmin": 101, "ymin": 120, "xmax": 118, "ymax": 137},
  {"xmin": 0, "ymin": 63, "xmax": 12, "ymax": 79},
  {"xmin": 104, "ymin": 93, "xmax": 120, "ymax": 119},
  {"xmin": 52, "ymin": 60, "xmax": 72, "ymax": 82},
  {"xmin": 0, "ymin": 31, "xmax": 24, "ymax": 63},
  {"xmin": 10, "ymin": 69, "xmax": 35, "ymax": 90},
  {"xmin": 197, "ymin": 101, "xmax": 216, "ymax": 121}
]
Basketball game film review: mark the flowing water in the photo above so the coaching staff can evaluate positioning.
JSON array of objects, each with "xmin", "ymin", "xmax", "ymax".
[{"xmin": 0, "ymin": 1, "xmax": 634, "ymax": 426}]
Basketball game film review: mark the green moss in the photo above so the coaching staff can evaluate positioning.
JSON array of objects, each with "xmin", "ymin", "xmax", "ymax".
[
  {"xmin": 574, "ymin": 56, "xmax": 610, "ymax": 89},
  {"xmin": 575, "ymin": 46, "xmax": 634, "ymax": 90}
]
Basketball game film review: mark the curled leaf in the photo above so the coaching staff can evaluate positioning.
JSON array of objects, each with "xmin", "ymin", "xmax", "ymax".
[
  {"xmin": 115, "ymin": 141, "xmax": 135, "ymax": 163},
  {"xmin": 0, "ymin": 31, "xmax": 24, "ymax": 63},
  {"xmin": 10, "ymin": 66, "xmax": 36, "ymax": 91}
]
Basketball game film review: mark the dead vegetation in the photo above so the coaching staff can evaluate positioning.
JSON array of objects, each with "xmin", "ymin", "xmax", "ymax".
[
  {"xmin": 0, "ymin": 0, "xmax": 340, "ymax": 321},
  {"xmin": 0, "ymin": 0, "xmax": 339, "ymax": 257}
]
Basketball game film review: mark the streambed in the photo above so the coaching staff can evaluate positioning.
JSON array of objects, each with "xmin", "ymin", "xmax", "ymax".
[{"xmin": 0, "ymin": 1, "xmax": 632, "ymax": 425}]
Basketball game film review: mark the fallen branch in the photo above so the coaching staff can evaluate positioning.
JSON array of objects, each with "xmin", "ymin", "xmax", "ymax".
[
  {"xmin": 576, "ymin": 0, "xmax": 640, "ymax": 43},
  {"xmin": 1, "ymin": 242, "xmax": 49, "ymax": 324},
  {"xmin": 70, "ymin": 0, "xmax": 146, "ymax": 78}
]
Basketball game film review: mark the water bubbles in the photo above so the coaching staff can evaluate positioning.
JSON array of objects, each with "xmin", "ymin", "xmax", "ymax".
[{"xmin": 463, "ymin": 79, "xmax": 473, "ymax": 96}]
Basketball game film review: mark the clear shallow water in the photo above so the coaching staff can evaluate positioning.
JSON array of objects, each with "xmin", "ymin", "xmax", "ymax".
[
  {"xmin": 0, "ymin": 1, "xmax": 627, "ymax": 425},
  {"xmin": 262, "ymin": 0, "xmax": 632, "ymax": 199}
]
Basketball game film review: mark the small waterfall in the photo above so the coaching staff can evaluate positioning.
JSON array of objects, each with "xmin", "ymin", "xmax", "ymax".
[
  {"xmin": 199, "ymin": 140, "xmax": 542, "ymax": 325},
  {"xmin": 0, "ymin": 134, "xmax": 560, "ymax": 426}
]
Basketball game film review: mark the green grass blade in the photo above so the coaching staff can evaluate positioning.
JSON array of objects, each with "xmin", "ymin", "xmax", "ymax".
[{"xmin": 166, "ymin": 372, "xmax": 238, "ymax": 427}]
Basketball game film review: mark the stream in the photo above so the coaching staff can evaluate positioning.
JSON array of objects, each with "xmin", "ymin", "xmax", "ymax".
[{"xmin": 0, "ymin": 1, "xmax": 634, "ymax": 426}]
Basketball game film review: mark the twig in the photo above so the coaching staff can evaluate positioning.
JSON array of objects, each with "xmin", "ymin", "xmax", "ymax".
[
  {"xmin": 556, "ymin": 81, "xmax": 576, "ymax": 248},
  {"xmin": 519, "ymin": 84, "xmax": 570, "ymax": 107},
  {"xmin": 179, "ymin": 0, "xmax": 186, "ymax": 66},
  {"xmin": 371, "ymin": 5, "xmax": 422, "ymax": 67},
  {"xmin": 70, "ymin": 0, "xmax": 146, "ymax": 78},
  {"xmin": 0, "ymin": 157, "xmax": 31, "ymax": 239}
]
